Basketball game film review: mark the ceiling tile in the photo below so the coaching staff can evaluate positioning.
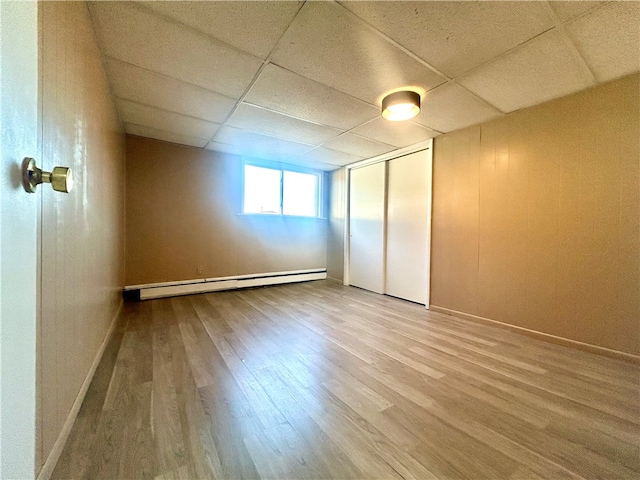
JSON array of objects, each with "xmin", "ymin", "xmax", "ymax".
[
  {"xmin": 227, "ymin": 103, "xmax": 342, "ymax": 145},
  {"xmin": 88, "ymin": 2, "xmax": 262, "ymax": 98},
  {"xmin": 244, "ymin": 64, "xmax": 379, "ymax": 130},
  {"xmin": 106, "ymin": 57, "xmax": 237, "ymax": 123},
  {"xmin": 352, "ymin": 118, "xmax": 437, "ymax": 148},
  {"xmin": 90, "ymin": 1, "xmax": 637, "ymax": 153},
  {"xmin": 565, "ymin": 2, "xmax": 640, "ymax": 83},
  {"xmin": 342, "ymin": 1, "xmax": 555, "ymax": 78},
  {"xmin": 213, "ymin": 126, "xmax": 314, "ymax": 159},
  {"xmin": 413, "ymin": 83, "xmax": 503, "ymax": 132},
  {"xmin": 458, "ymin": 29, "xmax": 594, "ymax": 113},
  {"xmin": 136, "ymin": 1, "xmax": 303, "ymax": 59},
  {"xmin": 296, "ymin": 147, "xmax": 364, "ymax": 167},
  {"xmin": 549, "ymin": 1, "xmax": 602, "ymax": 23},
  {"xmin": 125, "ymin": 124, "xmax": 209, "ymax": 148},
  {"xmin": 270, "ymin": 2, "xmax": 446, "ymax": 105},
  {"xmin": 322, "ymin": 133, "xmax": 395, "ymax": 158},
  {"xmin": 117, "ymin": 99, "xmax": 220, "ymax": 139}
]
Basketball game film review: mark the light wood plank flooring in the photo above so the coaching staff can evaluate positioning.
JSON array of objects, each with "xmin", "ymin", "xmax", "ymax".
[{"xmin": 52, "ymin": 280, "xmax": 640, "ymax": 479}]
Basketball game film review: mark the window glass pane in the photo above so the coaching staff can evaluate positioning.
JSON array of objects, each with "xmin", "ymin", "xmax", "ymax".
[
  {"xmin": 243, "ymin": 165, "xmax": 281, "ymax": 214},
  {"xmin": 283, "ymin": 171, "xmax": 318, "ymax": 217}
]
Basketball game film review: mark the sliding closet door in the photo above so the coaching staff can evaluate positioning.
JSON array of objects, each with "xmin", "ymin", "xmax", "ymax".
[
  {"xmin": 385, "ymin": 150, "xmax": 430, "ymax": 304},
  {"xmin": 349, "ymin": 162, "xmax": 386, "ymax": 294}
]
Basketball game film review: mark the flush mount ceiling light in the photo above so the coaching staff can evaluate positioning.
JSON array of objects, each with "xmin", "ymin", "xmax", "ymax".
[{"xmin": 381, "ymin": 90, "xmax": 421, "ymax": 121}]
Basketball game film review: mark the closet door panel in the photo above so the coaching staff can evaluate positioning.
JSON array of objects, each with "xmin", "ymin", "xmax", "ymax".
[
  {"xmin": 349, "ymin": 162, "xmax": 386, "ymax": 294},
  {"xmin": 386, "ymin": 151, "xmax": 430, "ymax": 304}
]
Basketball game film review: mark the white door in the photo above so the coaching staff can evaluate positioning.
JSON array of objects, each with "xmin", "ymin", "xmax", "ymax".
[
  {"xmin": 385, "ymin": 150, "xmax": 431, "ymax": 305},
  {"xmin": 0, "ymin": 1, "xmax": 40, "ymax": 477},
  {"xmin": 348, "ymin": 162, "xmax": 386, "ymax": 294}
]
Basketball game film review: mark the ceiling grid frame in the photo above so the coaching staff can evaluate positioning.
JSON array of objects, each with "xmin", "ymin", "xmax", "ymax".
[
  {"xmin": 200, "ymin": 0, "xmax": 308, "ymax": 149},
  {"xmin": 333, "ymin": 0, "xmax": 505, "ymax": 116},
  {"xmin": 542, "ymin": 1, "xmax": 599, "ymax": 85},
  {"xmin": 202, "ymin": 0, "xmax": 435, "ymax": 169},
  {"xmin": 87, "ymin": 0, "xmax": 640, "ymax": 170}
]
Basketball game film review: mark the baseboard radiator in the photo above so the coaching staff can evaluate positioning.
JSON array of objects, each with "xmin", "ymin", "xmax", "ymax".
[{"xmin": 123, "ymin": 268, "xmax": 327, "ymax": 300}]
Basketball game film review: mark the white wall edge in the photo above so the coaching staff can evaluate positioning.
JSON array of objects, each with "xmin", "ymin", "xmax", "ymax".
[
  {"xmin": 424, "ymin": 140, "xmax": 434, "ymax": 308},
  {"xmin": 343, "ymin": 166, "xmax": 350, "ymax": 286},
  {"xmin": 36, "ymin": 301, "xmax": 123, "ymax": 480}
]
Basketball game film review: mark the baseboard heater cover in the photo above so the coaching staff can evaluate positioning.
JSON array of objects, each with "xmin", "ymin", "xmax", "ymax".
[{"xmin": 124, "ymin": 269, "xmax": 327, "ymax": 300}]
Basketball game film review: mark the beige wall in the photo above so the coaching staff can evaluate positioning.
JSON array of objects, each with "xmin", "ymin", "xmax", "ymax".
[
  {"xmin": 125, "ymin": 136, "xmax": 327, "ymax": 285},
  {"xmin": 38, "ymin": 1, "xmax": 126, "ymax": 473},
  {"xmin": 327, "ymin": 168, "xmax": 346, "ymax": 282},
  {"xmin": 431, "ymin": 73, "xmax": 640, "ymax": 356}
]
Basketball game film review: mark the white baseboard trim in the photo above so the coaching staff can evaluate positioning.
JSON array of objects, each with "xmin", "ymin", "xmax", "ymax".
[
  {"xmin": 36, "ymin": 301, "xmax": 123, "ymax": 480},
  {"xmin": 429, "ymin": 305, "xmax": 640, "ymax": 365},
  {"xmin": 131, "ymin": 269, "xmax": 327, "ymax": 300}
]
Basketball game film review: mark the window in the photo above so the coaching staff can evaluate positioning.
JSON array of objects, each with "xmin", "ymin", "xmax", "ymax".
[{"xmin": 243, "ymin": 162, "xmax": 321, "ymax": 217}]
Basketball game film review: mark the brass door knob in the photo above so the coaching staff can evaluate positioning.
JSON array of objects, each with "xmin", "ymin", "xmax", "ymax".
[
  {"xmin": 49, "ymin": 166, "xmax": 73, "ymax": 193},
  {"xmin": 22, "ymin": 158, "xmax": 73, "ymax": 193}
]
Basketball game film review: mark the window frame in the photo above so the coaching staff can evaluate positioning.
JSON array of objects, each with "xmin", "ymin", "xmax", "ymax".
[{"xmin": 241, "ymin": 159, "xmax": 324, "ymax": 218}]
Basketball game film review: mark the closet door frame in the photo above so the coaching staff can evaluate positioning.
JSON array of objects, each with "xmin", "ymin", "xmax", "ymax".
[{"xmin": 343, "ymin": 138, "xmax": 433, "ymax": 309}]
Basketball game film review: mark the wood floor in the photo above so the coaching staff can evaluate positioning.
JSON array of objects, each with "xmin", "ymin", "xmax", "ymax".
[{"xmin": 52, "ymin": 280, "xmax": 640, "ymax": 480}]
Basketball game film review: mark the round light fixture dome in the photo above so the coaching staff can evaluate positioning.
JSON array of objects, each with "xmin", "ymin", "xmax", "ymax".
[{"xmin": 381, "ymin": 90, "xmax": 421, "ymax": 121}]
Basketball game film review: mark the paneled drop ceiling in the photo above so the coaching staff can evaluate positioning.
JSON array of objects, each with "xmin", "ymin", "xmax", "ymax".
[{"xmin": 89, "ymin": 1, "xmax": 640, "ymax": 171}]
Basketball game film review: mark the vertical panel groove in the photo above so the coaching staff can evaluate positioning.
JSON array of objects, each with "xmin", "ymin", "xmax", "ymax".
[{"xmin": 431, "ymin": 73, "xmax": 640, "ymax": 355}]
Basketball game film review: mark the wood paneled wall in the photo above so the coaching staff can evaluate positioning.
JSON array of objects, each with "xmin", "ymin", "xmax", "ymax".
[
  {"xmin": 125, "ymin": 136, "xmax": 327, "ymax": 286},
  {"xmin": 39, "ymin": 1, "xmax": 126, "ymax": 474},
  {"xmin": 431, "ymin": 73, "xmax": 639, "ymax": 356}
]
